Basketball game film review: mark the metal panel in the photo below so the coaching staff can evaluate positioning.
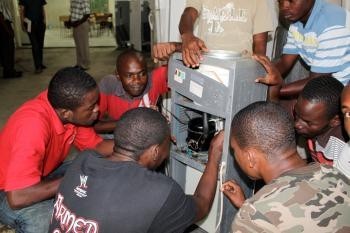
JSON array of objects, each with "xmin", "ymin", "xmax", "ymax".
[{"xmin": 168, "ymin": 52, "xmax": 267, "ymax": 232}]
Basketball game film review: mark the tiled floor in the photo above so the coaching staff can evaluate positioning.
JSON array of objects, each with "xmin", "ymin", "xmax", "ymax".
[{"xmin": 44, "ymin": 27, "xmax": 116, "ymax": 48}]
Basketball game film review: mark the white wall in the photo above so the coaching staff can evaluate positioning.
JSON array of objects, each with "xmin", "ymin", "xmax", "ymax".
[
  {"xmin": 168, "ymin": 0, "xmax": 186, "ymax": 41},
  {"xmin": 46, "ymin": 0, "xmax": 70, "ymax": 28}
]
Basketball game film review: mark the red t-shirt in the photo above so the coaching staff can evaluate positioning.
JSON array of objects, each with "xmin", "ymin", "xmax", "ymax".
[
  {"xmin": 98, "ymin": 66, "xmax": 168, "ymax": 120},
  {"xmin": 0, "ymin": 91, "xmax": 103, "ymax": 191}
]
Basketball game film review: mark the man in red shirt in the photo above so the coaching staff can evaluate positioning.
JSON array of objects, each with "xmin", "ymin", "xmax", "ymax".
[
  {"xmin": 94, "ymin": 49, "xmax": 168, "ymax": 134},
  {"xmin": 0, "ymin": 67, "xmax": 113, "ymax": 233}
]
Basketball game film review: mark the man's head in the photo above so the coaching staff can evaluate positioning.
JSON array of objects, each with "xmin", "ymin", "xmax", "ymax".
[
  {"xmin": 230, "ymin": 101, "xmax": 296, "ymax": 180},
  {"xmin": 113, "ymin": 107, "xmax": 170, "ymax": 169},
  {"xmin": 341, "ymin": 83, "xmax": 350, "ymax": 135},
  {"xmin": 294, "ymin": 76, "xmax": 343, "ymax": 138},
  {"xmin": 278, "ymin": 0, "xmax": 315, "ymax": 24},
  {"xmin": 48, "ymin": 67, "xmax": 99, "ymax": 126},
  {"xmin": 116, "ymin": 49, "xmax": 148, "ymax": 98}
]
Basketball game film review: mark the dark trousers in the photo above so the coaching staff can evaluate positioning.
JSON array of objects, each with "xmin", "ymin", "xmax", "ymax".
[
  {"xmin": 27, "ymin": 22, "xmax": 45, "ymax": 69},
  {"xmin": 0, "ymin": 20, "xmax": 15, "ymax": 76}
]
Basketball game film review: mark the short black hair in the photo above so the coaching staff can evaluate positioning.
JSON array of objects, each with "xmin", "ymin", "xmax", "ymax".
[
  {"xmin": 113, "ymin": 108, "xmax": 169, "ymax": 160},
  {"xmin": 48, "ymin": 67, "xmax": 97, "ymax": 110},
  {"xmin": 116, "ymin": 49, "xmax": 146, "ymax": 72},
  {"xmin": 231, "ymin": 101, "xmax": 295, "ymax": 158},
  {"xmin": 300, "ymin": 76, "xmax": 343, "ymax": 119}
]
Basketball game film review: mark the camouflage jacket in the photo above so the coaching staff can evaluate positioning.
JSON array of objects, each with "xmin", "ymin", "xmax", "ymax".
[{"xmin": 232, "ymin": 163, "xmax": 350, "ymax": 233}]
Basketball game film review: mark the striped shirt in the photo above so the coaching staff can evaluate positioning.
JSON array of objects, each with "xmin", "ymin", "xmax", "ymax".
[
  {"xmin": 0, "ymin": 0, "xmax": 13, "ymax": 21},
  {"xmin": 70, "ymin": 0, "xmax": 90, "ymax": 22},
  {"xmin": 283, "ymin": 0, "xmax": 350, "ymax": 85}
]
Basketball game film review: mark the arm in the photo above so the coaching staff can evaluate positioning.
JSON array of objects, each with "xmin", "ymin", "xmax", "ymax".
[
  {"xmin": 274, "ymin": 54, "xmax": 299, "ymax": 77},
  {"xmin": 279, "ymin": 77, "xmax": 309, "ymax": 98},
  {"xmin": 93, "ymin": 119, "xmax": 117, "ymax": 134},
  {"xmin": 74, "ymin": 126, "xmax": 114, "ymax": 156},
  {"xmin": 69, "ymin": 14, "xmax": 90, "ymax": 28},
  {"xmin": 152, "ymin": 42, "xmax": 182, "ymax": 61},
  {"xmin": 279, "ymin": 72, "xmax": 331, "ymax": 98},
  {"xmin": 179, "ymin": 7, "xmax": 208, "ymax": 67},
  {"xmin": 252, "ymin": 32, "xmax": 268, "ymax": 56},
  {"xmin": 42, "ymin": 5, "xmax": 46, "ymax": 25},
  {"xmin": 94, "ymin": 139, "xmax": 114, "ymax": 156},
  {"xmin": 0, "ymin": 13, "xmax": 13, "ymax": 36},
  {"xmin": 18, "ymin": 5, "xmax": 25, "ymax": 31},
  {"xmin": 192, "ymin": 131, "xmax": 223, "ymax": 221},
  {"xmin": 221, "ymin": 180, "xmax": 246, "ymax": 208},
  {"xmin": 6, "ymin": 177, "xmax": 62, "ymax": 209}
]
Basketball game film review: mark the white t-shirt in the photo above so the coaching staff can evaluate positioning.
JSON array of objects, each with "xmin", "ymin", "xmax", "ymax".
[
  {"xmin": 186, "ymin": 0, "xmax": 274, "ymax": 53},
  {"xmin": 334, "ymin": 142, "xmax": 350, "ymax": 178}
]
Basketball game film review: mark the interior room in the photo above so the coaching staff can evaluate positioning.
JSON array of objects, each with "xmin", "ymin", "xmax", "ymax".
[{"xmin": 1, "ymin": 0, "xmax": 350, "ymax": 232}]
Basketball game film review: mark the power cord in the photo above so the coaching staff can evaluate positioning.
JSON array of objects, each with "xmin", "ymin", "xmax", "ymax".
[{"xmin": 215, "ymin": 161, "xmax": 226, "ymax": 233}]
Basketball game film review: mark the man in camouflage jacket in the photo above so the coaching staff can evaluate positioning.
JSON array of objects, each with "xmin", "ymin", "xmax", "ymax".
[{"xmin": 222, "ymin": 102, "xmax": 350, "ymax": 233}]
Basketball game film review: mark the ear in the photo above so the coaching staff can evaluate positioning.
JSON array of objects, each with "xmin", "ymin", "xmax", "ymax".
[
  {"xmin": 329, "ymin": 114, "xmax": 341, "ymax": 128},
  {"xmin": 56, "ymin": 108, "xmax": 73, "ymax": 122},
  {"xmin": 151, "ymin": 144, "xmax": 160, "ymax": 162},
  {"xmin": 115, "ymin": 69, "xmax": 120, "ymax": 80},
  {"xmin": 139, "ymin": 144, "xmax": 160, "ymax": 169},
  {"xmin": 246, "ymin": 149, "xmax": 256, "ymax": 168}
]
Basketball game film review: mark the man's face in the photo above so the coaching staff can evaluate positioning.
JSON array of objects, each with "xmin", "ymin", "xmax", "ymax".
[
  {"xmin": 294, "ymin": 97, "xmax": 331, "ymax": 139},
  {"xmin": 341, "ymin": 86, "xmax": 350, "ymax": 136},
  {"xmin": 117, "ymin": 57, "xmax": 148, "ymax": 98},
  {"xmin": 69, "ymin": 88, "xmax": 100, "ymax": 126},
  {"xmin": 278, "ymin": 0, "xmax": 314, "ymax": 23}
]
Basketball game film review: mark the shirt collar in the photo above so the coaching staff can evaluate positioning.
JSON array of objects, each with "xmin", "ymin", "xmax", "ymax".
[
  {"xmin": 38, "ymin": 90, "xmax": 72, "ymax": 135},
  {"xmin": 303, "ymin": 0, "xmax": 323, "ymax": 30}
]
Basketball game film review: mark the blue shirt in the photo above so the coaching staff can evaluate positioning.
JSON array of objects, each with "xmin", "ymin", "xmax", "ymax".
[{"xmin": 283, "ymin": 0, "xmax": 350, "ymax": 84}]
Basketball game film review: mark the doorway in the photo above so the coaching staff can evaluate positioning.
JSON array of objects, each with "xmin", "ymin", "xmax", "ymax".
[{"xmin": 115, "ymin": 0, "xmax": 151, "ymax": 52}]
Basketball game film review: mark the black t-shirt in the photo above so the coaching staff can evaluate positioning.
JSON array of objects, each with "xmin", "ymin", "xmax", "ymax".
[
  {"xmin": 19, "ymin": 0, "xmax": 46, "ymax": 24},
  {"xmin": 49, "ymin": 150, "xmax": 196, "ymax": 233}
]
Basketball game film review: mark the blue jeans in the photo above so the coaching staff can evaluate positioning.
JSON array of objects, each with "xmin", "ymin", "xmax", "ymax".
[
  {"xmin": 0, "ymin": 192, "xmax": 53, "ymax": 233},
  {"xmin": 0, "ymin": 160, "xmax": 72, "ymax": 233}
]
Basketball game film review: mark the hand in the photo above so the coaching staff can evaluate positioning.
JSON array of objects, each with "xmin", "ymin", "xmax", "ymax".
[
  {"xmin": 152, "ymin": 42, "xmax": 177, "ymax": 62},
  {"xmin": 149, "ymin": 105, "xmax": 159, "ymax": 111},
  {"xmin": 221, "ymin": 180, "xmax": 246, "ymax": 208},
  {"xmin": 208, "ymin": 130, "xmax": 224, "ymax": 165},
  {"xmin": 253, "ymin": 54, "xmax": 283, "ymax": 86},
  {"xmin": 181, "ymin": 33, "xmax": 208, "ymax": 68},
  {"xmin": 64, "ymin": 20, "xmax": 72, "ymax": 29}
]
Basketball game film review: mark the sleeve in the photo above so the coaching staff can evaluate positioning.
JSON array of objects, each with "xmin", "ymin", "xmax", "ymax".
[
  {"xmin": 231, "ymin": 203, "xmax": 279, "ymax": 233},
  {"xmin": 151, "ymin": 66, "xmax": 169, "ymax": 95},
  {"xmin": 185, "ymin": 0, "xmax": 202, "ymax": 12},
  {"xmin": 282, "ymin": 25, "xmax": 299, "ymax": 55},
  {"xmin": 334, "ymin": 144, "xmax": 350, "ymax": 178},
  {"xmin": 4, "ymin": 117, "xmax": 50, "ymax": 191},
  {"xmin": 253, "ymin": 0, "xmax": 274, "ymax": 35},
  {"xmin": 73, "ymin": 126, "xmax": 103, "ymax": 151},
  {"xmin": 83, "ymin": 0, "xmax": 91, "ymax": 15},
  {"xmin": 147, "ymin": 182, "xmax": 196, "ymax": 233},
  {"xmin": 310, "ymin": 27, "xmax": 350, "ymax": 73}
]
